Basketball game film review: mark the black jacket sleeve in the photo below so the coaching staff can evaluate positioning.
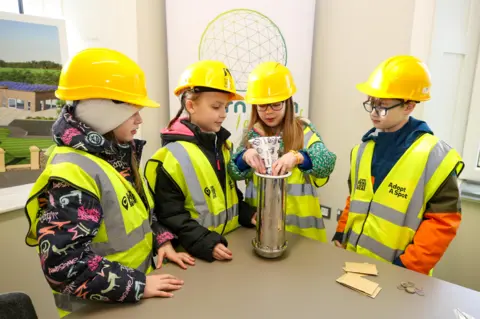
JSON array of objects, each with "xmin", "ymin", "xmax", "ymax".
[
  {"xmin": 153, "ymin": 164, "xmax": 227, "ymax": 262},
  {"xmin": 235, "ymin": 183, "xmax": 256, "ymax": 228}
]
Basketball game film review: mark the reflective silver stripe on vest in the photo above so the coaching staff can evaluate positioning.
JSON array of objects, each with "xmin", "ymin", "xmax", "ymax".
[
  {"xmin": 349, "ymin": 230, "xmax": 404, "ymax": 262},
  {"xmin": 51, "ymin": 153, "xmax": 152, "ymax": 258},
  {"xmin": 165, "ymin": 142, "xmax": 238, "ymax": 229},
  {"xmin": 201, "ymin": 204, "xmax": 239, "ymax": 229},
  {"xmin": 288, "ymin": 174, "xmax": 317, "ymax": 197},
  {"xmin": 245, "ymin": 127, "xmax": 316, "ymax": 201},
  {"xmin": 353, "ymin": 142, "xmax": 367, "ymax": 191},
  {"xmin": 304, "ymin": 129, "xmax": 314, "ymax": 147},
  {"xmin": 50, "ymin": 152, "xmax": 153, "ymax": 313},
  {"xmin": 347, "ymin": 139, "xmax": 452, "ymax": 261},
  {"xmin": 245, "ymin": 180, "xmax": 255, "ymax": 200},
  {"xmin": 426, "ymin": 140, "xmax": 452, "ymax": 184},
  {"xmin": 348, "ymin": 200, "xmax": 370, "ymax": 215},
  {"xmin": 53, "ymin": 253, "xmax": 151, "ymax": 312},
  {"xmin": 287, "ymin": 214, "xmax": 325, "ymax": 229}
]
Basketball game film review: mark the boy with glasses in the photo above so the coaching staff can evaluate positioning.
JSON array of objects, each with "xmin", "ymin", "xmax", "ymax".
[{"xmin": 333, "ymin": 55, "xmax": 464, "ymax": 275}]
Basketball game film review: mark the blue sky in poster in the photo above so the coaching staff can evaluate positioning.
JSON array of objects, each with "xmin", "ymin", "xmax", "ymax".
[{"xmin": 0, "ymin": 19, "xmax": 62, "ymax": 64}]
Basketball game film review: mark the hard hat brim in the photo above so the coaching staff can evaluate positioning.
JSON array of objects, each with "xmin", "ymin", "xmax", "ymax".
[
  {"xmin": 128, "ymin": 97, "xmax": 160, "ymax": 108},
  {"xmin": 356, "ymin": 82, "xmax": 430, "ymax": 102},
  {"xmin": 231, "ymin": 93, "xmax": 245, "ymax": 101},
  {"xmin": 174, "ymin": 85, "xmax": 244, "ymax": 101},
  {"xmin": 55, "ymin": 88, "xmax": 160, "ymax": 108},
  {"xmin": 356, "ymin": 82, "xmax": 396, "ymax": 99}
]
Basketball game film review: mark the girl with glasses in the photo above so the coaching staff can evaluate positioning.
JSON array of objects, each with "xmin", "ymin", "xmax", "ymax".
[{"xmin": 227, "ymin": 62, "xmax": 337, "ymax": 242}]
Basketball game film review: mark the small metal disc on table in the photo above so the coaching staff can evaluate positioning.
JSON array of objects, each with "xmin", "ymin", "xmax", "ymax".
[
  {"xmin": 401, "ymin": 281, "xmax": 415, "ymax": 288},
  {"xmin": 415, "ymin": 288, "xmax": 425, "ymax": 296},
  {"xmin": 397, "ymin": 285, "xmax": 405, "ymax": 290},
  {"xmin": 405, "ymin": 286, "xmax": 416, "ymax": 294}
]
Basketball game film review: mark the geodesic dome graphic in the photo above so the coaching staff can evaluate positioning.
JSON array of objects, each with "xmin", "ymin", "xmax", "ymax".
[{"xmin": 198, "ymin": 9, "xmax": 287, "ymax": 92}]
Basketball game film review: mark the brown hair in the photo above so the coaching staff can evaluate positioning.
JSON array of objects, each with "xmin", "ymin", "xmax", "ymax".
[
  {"xmin": 244, "ymin": 97, "xmax": 304, "ymax": 151},
  {"xmin": 167, "ymin": 89, "xmax": 201, "ymax": 128},
  {"xmin": 168, "ymin": 89, "xmax": 231, "ymax": 151},
  {"xmin": 103, "ymin": 132, "xmax": 144, "ymax": 196}
]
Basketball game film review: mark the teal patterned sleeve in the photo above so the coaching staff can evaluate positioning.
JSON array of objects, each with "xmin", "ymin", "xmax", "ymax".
[
  {"xmin": 227, "ymin": 129, "xmax": 259, "ymax": 180},
  {"xmin": 299, "ymin": 121, "xmax": 337, "ymax": 179}
]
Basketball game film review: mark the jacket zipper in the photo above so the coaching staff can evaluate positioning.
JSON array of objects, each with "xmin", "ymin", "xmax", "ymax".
[{"xmin": 214, "ymin": 135, "xmax": 229, "ymax": 236}]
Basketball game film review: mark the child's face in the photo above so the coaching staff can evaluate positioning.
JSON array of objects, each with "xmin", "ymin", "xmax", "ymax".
[
  {"xmin": 256, "ymin": 101, "xmax": 286, "ymax": 128},
  {"xmin": 365, "ymin": 98, "xmax": 413, "ymax": 131},
  {"xmin": 187, "ymin": 92, "xmax": 230, "ymax": 132},
  {"xmin": 114, "ymin": 111, "xmax": 143, "ymax": 143}
]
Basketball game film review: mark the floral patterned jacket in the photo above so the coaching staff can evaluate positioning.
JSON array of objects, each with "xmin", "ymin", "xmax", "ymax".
[
  {"xmin": 228, "ymin": 118, "xmax": 337, "ymax": 180},
  {"xmin": 35, "ymin": 104, "xmax": 174, "ymax": 303}
]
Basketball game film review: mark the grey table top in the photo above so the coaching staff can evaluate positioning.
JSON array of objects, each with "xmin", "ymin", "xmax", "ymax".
[{"xmin": 68, "ymin": 228, "xmax": 480, "ymax": 319}]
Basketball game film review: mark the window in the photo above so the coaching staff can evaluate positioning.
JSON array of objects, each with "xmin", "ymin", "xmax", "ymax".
[
  {"xmin": 16, "ymin": 99, "xmax": 25, "ymax": 110},
  {"xmin": 423, "ymin": 0, "xmax": 480, "ymax": 185},
  {"xmin": 8, "ymin": 98, "xmax": 16, "ymax": 108},
  {"xmin": 462, "ymin": 53, "xmax": 480, "ymax": 182},
  {"xmin": 0, "ymin": 0, "xmax": 63, "ymax": 18}
]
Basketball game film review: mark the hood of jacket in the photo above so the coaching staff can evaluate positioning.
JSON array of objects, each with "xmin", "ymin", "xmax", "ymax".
[
  {"xmin": 51, "ymin": 103, "xmax": 146, "ymax": 178},
  {"xmin": 360, "ymin": 116, "xmax": 433, "ymax": 191},
  {"xmin": 161, "ymin": 117, "xmax": 231, "ymax": 150}
]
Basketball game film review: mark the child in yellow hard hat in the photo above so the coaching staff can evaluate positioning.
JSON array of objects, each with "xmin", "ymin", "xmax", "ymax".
[
  {"xmin": 333, "ymin": 55, "xmax": 464, "ymax": 275},
  {"xmin": 144, "ymin": 60, "xmax": 256, "ymax": 263},
  {"xmin": 25, "ymin": 48, "xmax": 189, "ymax": 318},
  {"xmin": 227, "ymin": 61, "xmax": 337, "ymax": 243}
]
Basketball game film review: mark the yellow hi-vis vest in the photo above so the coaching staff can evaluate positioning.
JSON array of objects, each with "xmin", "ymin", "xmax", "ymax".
[
  {"xmin": 343, "ymin": 133, "xmax": 464, "ymax": 267},
  {"xmin": 25, "ymin": 146, "xmax": 155, "ymax": 318},
  {"xmin": 145, "ymin": 140, "xmax": 240, "ymax": 235},
  {"xmin": 245, "ymin": 125, "xmax": 329, "ymax": 242}
]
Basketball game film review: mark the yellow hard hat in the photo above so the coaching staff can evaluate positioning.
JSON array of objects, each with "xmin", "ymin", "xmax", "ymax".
[
  {"xmin": 55, "ymin": 48, "xmax": 159, "ymax": 107},
  {"xmin": 174, "ymin": 60, "xmax": 244, "ymax": 101},
  {"xmin": 245, "ymin": 62, "xmax": 297, "ymax": 105},
  {"xmin": 356, "ymin": 55, "xmax": 431, "ymax": 101}
]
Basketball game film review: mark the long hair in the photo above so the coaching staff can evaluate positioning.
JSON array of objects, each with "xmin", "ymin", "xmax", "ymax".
[{"xmin": 244, "ymin": 97, "xmax": 303, "ymax": 152}]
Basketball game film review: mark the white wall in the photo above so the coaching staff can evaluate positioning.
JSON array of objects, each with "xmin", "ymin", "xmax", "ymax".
[
  {"xmin": 310, "ymin": 0, "xmax": 480, "ymax": 291},
  {"xmin": 422, "ymin": 0, "xmax": 480, "ymax": 156},
  {"xmin": 61, "ymin": 0, "xmax": 170, "ymax": 162},
  {"xmin": 1, "ymin": 6, "xmax": 480, "ymax": 319},
  {"xmin": 310, "ymin": 0, "xmax": 416, "ymax": 229}
]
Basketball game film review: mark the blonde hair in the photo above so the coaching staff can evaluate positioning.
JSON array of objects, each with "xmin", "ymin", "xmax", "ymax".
[{"xmin": 244, "ymin": 97, "xmax": 303, "ymax": 151}]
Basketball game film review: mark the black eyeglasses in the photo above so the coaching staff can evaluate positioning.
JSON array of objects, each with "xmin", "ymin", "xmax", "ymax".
[
  {"xmin": 256, "ymin": 102, "xmax": 285, "ymax": 112},
  {"xmin": 363, "ymin": 100, "xmax": 404, "ymax": 117}
]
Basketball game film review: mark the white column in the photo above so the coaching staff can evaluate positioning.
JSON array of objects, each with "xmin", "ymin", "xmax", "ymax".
[
  {"xmin": 61, "ymin": 0, "xmax": 170, "ymax": 161},
  {"xmin": 422, "ymin": 0, "xmax": 480, "ymax": 153}
]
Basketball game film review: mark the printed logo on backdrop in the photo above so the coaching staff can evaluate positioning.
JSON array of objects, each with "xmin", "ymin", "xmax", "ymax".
[
  {"xmin": 166, "ymin": 2, "xmax": 315, "ymax": 145},
  {"xmin": 198, "ymin": 9, "xmax": 304, "ymax": 133}
]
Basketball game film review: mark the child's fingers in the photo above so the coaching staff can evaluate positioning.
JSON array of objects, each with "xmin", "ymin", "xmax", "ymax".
[
  {"xmin": 220, "ymin": 250, "xmax": 232, "ymax": 260},
  {"xmin": 219, "ymin": 245, "xmax": 232, "ymax": 255}
]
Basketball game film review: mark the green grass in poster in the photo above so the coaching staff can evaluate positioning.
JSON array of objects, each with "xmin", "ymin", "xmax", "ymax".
[{"xmin": 0, "ymin": 128, "xmax": 53, "ymax": 165}]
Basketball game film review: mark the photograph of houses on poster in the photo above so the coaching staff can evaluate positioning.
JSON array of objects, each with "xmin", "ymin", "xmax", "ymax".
[{"xmin": 0, "ymin": 17, "xmax": 66, "ymax": 188}]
